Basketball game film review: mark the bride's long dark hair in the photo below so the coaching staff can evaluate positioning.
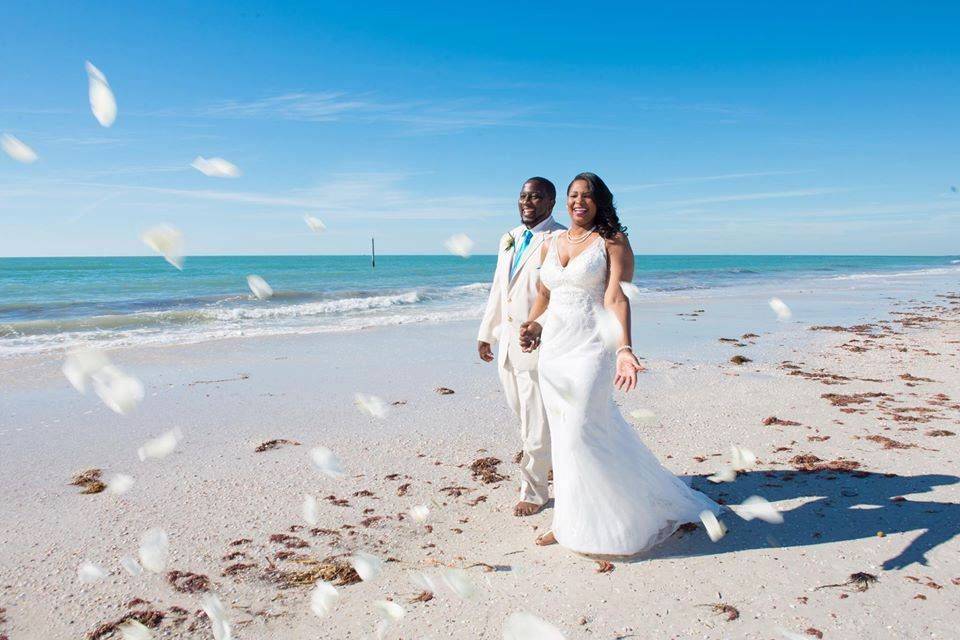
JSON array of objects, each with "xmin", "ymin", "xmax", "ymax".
[{"xmin": 568, "ymin": 172, "xmax": 627, "ymax": 239}]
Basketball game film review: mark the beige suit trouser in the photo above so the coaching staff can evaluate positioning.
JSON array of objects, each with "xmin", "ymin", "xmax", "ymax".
[{"xmin": 498, "ymin": 360, "xmax": 551, "ymax": 505}]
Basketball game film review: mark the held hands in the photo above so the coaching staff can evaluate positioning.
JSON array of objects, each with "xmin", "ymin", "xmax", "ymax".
[
  {"xmin": 614, "ymin": 350, "xmax": 645, "ymax": 392},
  {"xmin": 519, "ymin": 321, "xmax": 543, "ymax": 352}
]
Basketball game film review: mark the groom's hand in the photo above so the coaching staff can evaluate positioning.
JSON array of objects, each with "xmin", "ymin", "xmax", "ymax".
[{"xmin": 478, "ymin": 341, "xmax": 494, "ymax": 362}]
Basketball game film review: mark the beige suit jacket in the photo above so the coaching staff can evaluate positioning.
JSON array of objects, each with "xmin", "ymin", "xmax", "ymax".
[{"xmin": 477, "ymin": 217, "xmax": 567, "ymax": 371}]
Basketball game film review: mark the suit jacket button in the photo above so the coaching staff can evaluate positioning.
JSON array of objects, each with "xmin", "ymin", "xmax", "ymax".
[
  {"xmin": 507, "ymin": 297, "xmax": 512, "ymax": 303},
  {"xmin": 507, "ymin": 315, "xmax": 513, "ymax": 322}
]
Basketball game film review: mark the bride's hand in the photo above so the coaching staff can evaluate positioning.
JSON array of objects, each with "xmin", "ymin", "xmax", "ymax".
[
  {"xmin": 519, "ymin": 321, "xmax": 542, "ymax": 352},
  {"xmin": 614, "ymin": 350, "xmax": 644, "ymax": 392}
]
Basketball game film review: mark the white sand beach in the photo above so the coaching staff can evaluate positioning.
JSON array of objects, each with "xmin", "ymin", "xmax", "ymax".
[{"xmin": 1, "ymin": 281, "xmax": 958, "ymax": 639}]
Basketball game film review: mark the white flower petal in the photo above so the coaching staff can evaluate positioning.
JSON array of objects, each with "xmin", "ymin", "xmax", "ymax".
[
  {"xmin": 141, "ymin": 224, "xmax": 185, "ymax": 270},
  {"xmin": 595, "ymin": 308, "xmax": 622, "ymax": 351},
  {"xmin": 137, "ymin": 528, "xmax": 169, "ymax": 573},
  {"xmin": 768, "ymin": 297, "xmax": 792, "ymax": 321},
  {"xmin": 77, "ymin": 560, "xmax": 108, "ymax": 583},
  {"xmin": 699, "ymin": 510, "xmax": 727, "ymax": 542},
  {"xmin": 304, "ymin": 215, "xmax": 326, "ymax": 233},
  {"xmin": 62, "ymin": 348, "xmax": 110, "ymax": 393},
  {"xmin": 503, "ymin": 612, "xmax": 565, "ymax": 640},
  {"xmin": 117, "ymin": 620, "xmax": 153, "ymax": 640},
  {"xmin": 137, "ymin": 428, "xmax": 182, "ymax": 461},
  {"xmin": 349, "ymin": 551, "xmax": 383, "ymax": 582},
  {"xmin": 92, "ymin": 365, "xmax": 144, "ymax": 415},
  {"xmin": 408, "ymin": 505, "xmax": 430, "ymax": 523},
  {"xmin": 1, "ymin": 133, "xmax": 38, "ymax": 163},
  {"xmin": 107, "ymin": 473, "xmax": 135, "ymax": 495},
  {"xmin": 408, "ymin": 571, "xmax": 438, "ymax": 593},
  {"xmin": 628, "ymin": 408, "xmax": 656, "ymax": 425},
  {"xmin": 707, "ymin": 466, "xmax": 737, "ymax": 484},
  {"xmin": 201, "ymin": 594, "xmax": 232, "ymax": 640},
  {"xmin": 246, "ymin": 274, "xmax": 273, "ymax": 300},
  {"xmin": 619, "ymin": 281, "xmax": 642, "ymax": 301},
  {"xmin": 441, "ymin": 568, "xmax": 477, "ymax": 600},
  {"xmin": 120, "ymin": 555, "xmax": 143, "ymax": 576},
  {"xmin": 730, "ymin": 444, "xmax": 757, "ymax": 470},
  {"xmin": 191, "ymin": 156, "xmax": 241, "ymax": 178},
  {"xmin": 777, "ymin": 630, "xmax": 809, "ymax": 640},
  {"xmin": 373, "ymin": 600, "xmax": 405, "ymax": 621},
  {"xmin": 85, "ymin": 61, "xmax": 117, "ymax": 127},
  {"xmin": 735, "ymin": 495, "xmax": 784, "ymax": 524},
  {"xmin": 444, "ymin": 233, "xmax": 474, "ymax": 258},
  {"xmin": 310, "ymin": 581, "xmax": 339, "ymax": 617},
  {"xmin": 354, "ymin": 392, "xmax": 388, "ymax": 419},
  {"xmin": 302, "ymin": 494, "xmax": 320, "ymax": 526},
  {"xmin": 309, "ymin": 446, "xmax": 346, "ymax": 479}
]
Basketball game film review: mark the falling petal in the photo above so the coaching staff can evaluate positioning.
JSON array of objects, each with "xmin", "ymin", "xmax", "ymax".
[
  {"xmin": 777, "ymin": 630, "xmax": 809, "ymax": 640},
  {"xmin": 619, "ymin": 281, "xmax": 642, "ymax": 301},
  {"xmin": 120, "ymin": 556, "xmax": 143, "ymax": 576},
  {"xmin": 62, "ymin": 348, "xmax": 110, "ymax": 393},
  {"xmin": 247, "ymin": 274, "xmax": 273, "ymax": 300},
  {"xmin": 595, "ymin": 308, "xmax": 622, "ymax": 351},
  {"xmin": 85, "ymin": 61, "xmax": 117, "ymax": 127},
  {"xmin": 201, "ymin": 594, "xmax": 232, "ymax": 640},
  {"xmin": 628, "ymin": 408, "xmax": 656, "ymax": 425},
  {"xmin": 107, "ymin": 473, "xmax": 135, "ymax": 495},
  {"xmin": 707, "ymin": 466, "xmax": 737, "ymax": 484},
  {"xmin": 699, "ymin": 510, "xmax": 727, "ymax": 542},
  {"xmin": 77, "ymin": 560, "xmax": 108, "ymax": 583},
  {"xmin": 768, "ymin": 297, "xmax": 792, "ymax": 321},
  {"xmin": 302, "ymin": 494, "xmax": 320, "ymax": 526},
  {"xmin": 309, "ymin": 446, "xmax": 346, "ymax": 479},
  {"xmin": 1, "ymin": 133, "xmax": 38, "ymax": 163},
  {"xmin": 730, "ymin": 444, "xmax": 757, "ymax": 470},
  {"xmin": 191, "ymin": 156, "xmax": 241, "ymax": 178},
  {"xmin": 444, "ymin": 233, "xmax": 474, "ymax": 258},
  {"xmin": 310, "ymin": 581, "xmax": 339, "ymax": 617},
  {"xmin": 117, "ymin": 620, "xmax": 153, "ymax": 640},
  {"xmin": 409, "ymin": 571, "xmax": 438, "ymax": 593},
  {"xmin": 373, "ymin": 600, "xmax": 405, "ymax": 621},
  {"xmin": 735, "ymin": 495, "xmax": 784, "ymax": 524},
  {"xmin": 304, "ymin": 215, "xmax": 326, "ymax": 233},
  {"xmin": 141, "ymin": 224, "xmax": 185, "ymax": 270},
  {"xmin": 138, "ymin": 528, "xmax": 169, "ymax": 573},
  {"xmin": 349, "ymin": 551, "xmax": 383, "ymax": 582},
  {"xmin": 503, "ymin": 612, "xmax": 565, "ymax": 640},
  {"xmin": 408, "ymin": 505, "xmax": 430, "ymax": 523},
  {"xmin": 441, "ymin": 569, "xmax": 477, "ymax": 600},
  {"xmin": 92, "ymin": 365, "xmax": 144, "ymax": 414},
  {"xmin": 137, "ymin": 428, "xmax": 182, "ymax": 461},
  {"xmin": 354, "ymin": 392, "xmax": 388, "ymax": 419}
]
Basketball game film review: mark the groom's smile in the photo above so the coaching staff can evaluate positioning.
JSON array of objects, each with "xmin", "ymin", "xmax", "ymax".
[{"xmin": 518, "ymin": 180, "xmax": 555, "ymax": 227}]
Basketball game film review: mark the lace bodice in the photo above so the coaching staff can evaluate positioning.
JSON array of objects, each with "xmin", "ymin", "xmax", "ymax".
[{"xmin": 539, "ymin": 233, "xmax": 608, "ymax": 310}]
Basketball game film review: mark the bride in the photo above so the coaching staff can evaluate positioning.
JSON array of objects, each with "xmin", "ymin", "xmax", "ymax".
[{"xmin": 519, "ymin": 172, "xmax": 721, "ymax": 556}]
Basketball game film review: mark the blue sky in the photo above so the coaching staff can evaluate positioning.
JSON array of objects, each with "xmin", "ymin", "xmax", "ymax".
[{"xmin": 1, "ymin": 2, "xmax": 958, "ymax": 256}]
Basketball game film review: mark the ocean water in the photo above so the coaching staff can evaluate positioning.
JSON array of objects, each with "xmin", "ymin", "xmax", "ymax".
[{"xmin": 1, "ymin": 254, "xmax": 958, "ymax": 356}]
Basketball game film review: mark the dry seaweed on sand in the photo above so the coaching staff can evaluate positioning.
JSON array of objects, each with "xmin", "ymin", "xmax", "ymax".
[
  {"xmin": 763, "ymin": 416, "xmax": 801, "ymax": 426},
  {"xmin": 435, "ymin": 387, "xmax": 455, "ymax": 394},
  {"xmin": 595, "ymin": 560, "xmax": 615, "ymax": 573},
  {"xmin": 698, "ymin": 603, "xmax": 739, "ymax": 621},
  {"xmin": 863, "ymin": 435, "xmax": 916, "ymax": 450},
  {"xmin": 821, "ymin": 392, "xmax": 891, "ymax": 407},
  {"xmin": 439, "ymin": 485, "xmax": 473, "ymax": 497},
  {"xmin": 222, "ymin": 562, "xmax": 256, "ymax": 576},
  {"xmin": 816, "ymin": 571, "xmax": 878, "ymax": 592},
  {"xmin": 87, "ymin": 610, "xmax": 165, "ymax": 640},
  {"xmin": 397, "ymin": 482, "xmax": 411, "ymax": 496},
  {"xmin": 466, "ymin": 495, "xmax": 487, "ymax": 506},
  {"xmin": 806, "ymin": 628, "xmax": 824, "ymax": 639},
  {"xmin": 166, "ymin": 570, "xmax": 211, "ymax": 593},
  {"xmin": 263, "ymin": 554, "xmax": 361, "ymax": 587},
  {"xmin": 469, "ymin": 457, "xmax": 506, "ymax": 483},
  {"xmin": 926, "ymin": 430, "xmax": 955, "ymax": 437},
  {"xmin": 269, "ymin": 533, "xmax": 309, "ymax": 548},
  {"xmin": 410, "ymin": 590, "xmax": 434, "ymax": 602},
  {"xmin": 513, "ymin": 450, "xmax": 523, "ymax": 464},
  {"xmin": 254, "ymin": 439, "xmax": 300, "ymax": 452},
  {"xmin": 70, "ymin": 468, "xmax": 107, "ymax": 494},
  {"xmin": 729, "ymin": 355, "xmax": 752, "ymax": 365}
]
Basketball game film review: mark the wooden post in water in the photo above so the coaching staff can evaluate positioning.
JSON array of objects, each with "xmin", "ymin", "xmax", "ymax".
[{"xmin": 371, "ymin": 237, "xmax": 376, "ymax": 268}]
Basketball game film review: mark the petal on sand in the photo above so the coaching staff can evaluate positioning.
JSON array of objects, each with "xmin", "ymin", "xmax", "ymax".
[
  {"xmin": 302, "ymin": 494, "xmax": 320, "ymax": 526},
  {"xmin": 707, "ymin": 466, "xmax": 737, "ymax": 484},
  {"xmin": 247, "ymin": 274, "xmax": 274, "ymax": 300},
  {"xmin": 628, "ymin": 408, "xmax": 657, "ymax": 425},
  {"xmin": 735, "ymin": 495, "xmax": 784, "ymax": 524},
  {"xmin": 699, "ymin": 510, "xmax": 727, "ymax": 542},
  {"xmin": 118, "ymin": 620, "xmax": 153, "ymax": 640},
  {"xmin": 595, "ymin": 308, "xmax": 622, "ymax": 351},
  {"xmin": 408, "ymin": 571, "xmax": 438, "ymax": 592},
  {"xmin": 309, "ymin": 446, "xmax": 346, "ymax": 479},
  {"xmin": 62, "ymin": 348, "xmax": 111, "ymax": 393},
  {"xmin": 373, "ymin": 600, "xmax": 405, "ymax": 621},
  {"xmin": 141, "ymin": 224, "xmax": 185, "ymax": 270},
  {"xmin": 120, "ymin": 555, "xmax": 143, "ymax": 576},
  {"xmin": 191, "ymin": 156, "xmax": 241, "ymax": 178},
  {"xmin": 441, "ymin": 568, "xmax": 477, "ymax": 600},
  {"xmin": 310, "ymin": 581, "xmax": 339, "ymax": 617},
  {"xmin": 444, "ymin": 233, "xmax": 474, "ymax": 258},
  {"xmin": 201, "ymin": 594, "xmax": 232, "ymax": 640},
  {"xmin": 619, "ymin": 281, "xmax": 642, "ymax": 301},
  {"xmin": 107, "ymin": 473, "xmax": 135, "ymax": 495},
  {"xmin": 138, "ymin": 528, "xmax": 169, "ymax": 573},
  {"xmin": 77, "ymin": 560, "xmax": 108, "ymax": 583},
  {"xmin": 503, "ymin": 612, "xmax": 566, "ymax": 640},
  {"xmin": 304, "ymin": 215, "xmax": 326, "ymax": 233},
  {"xmin": 137, "ymin": 428, "xmax": 182, "ymax": 461},
  {"xmin": 349, "ymin": 551, "xmax": 383, "ymax": 582},
  {"xmin": 408, "ymin": 505, "xmax": 430, "ymax": 523},
  {"xmin": 1, "ymin": 133, "xmax": 38, "ymax": 163},
  {"xmin": 730, "ymin": 444, "xmax": 757, "ymax": 470},
  {"xmin": 85, "ymin": 61, "xmax": 117, "ymax": 127},
  {"xmin": 768, "ymin": 297, "xmax": 792, "ymax": 321},
  {"xmin": 92, "ymin": 365, "xmax": 144, "ymax": 415},
  {"xmin": 354, "ymin": 392, "xmax": 388, "ymax": 419}
]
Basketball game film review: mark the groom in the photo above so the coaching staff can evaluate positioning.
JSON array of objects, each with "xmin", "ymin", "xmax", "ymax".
[{"xmin": 478, "ymin": 177, "xmax": 566, "ymax": 516}]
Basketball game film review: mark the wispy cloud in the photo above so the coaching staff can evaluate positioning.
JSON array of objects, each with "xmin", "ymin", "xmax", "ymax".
[
  {"xmin": 649, "ymin": 187, "xmax": 850, "ymax": 208},
  {"xmin": 619, "ymin": 170, "xmax": 814, "ymax": 193}
]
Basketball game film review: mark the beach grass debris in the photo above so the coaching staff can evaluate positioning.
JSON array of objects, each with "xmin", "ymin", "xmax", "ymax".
[
  {"xmin": 816, "ymin": 571, "xmax": 878, "ymax": 592},
  {"xmin": 70, "ymin": 468, "xmax": 107, "ymax": 494},
  {"xmin": 222, "ymin": 562, "xmax": 256, "ymax": 576},
  {"xmin": 269, "ymin": 533, "xmax": 309, "ymax": 549},
  {"xmin": 730, "ymin": 355, "xmax": 752, "ymax": 365},
  {"xmin": 410, "ymin": 590, "xmax": 433, "ymax": 602},
  {"xmin": 166, "ymin": 570, "xmax": 211, "ymax": 593},
  {"xmin": 469, "ymin": 457, "xmax": 506, "ymax": 484},
  {"xmin": 435, "ymin": 386, "xmax": 455, "ymax": 395},
  {"xmin": 254, "ymin": 439, "xmax": 300, "ymax": 452},
  {"xmin": 864, "ymin": 435, "xmax": 915, "ymax": 449},
  {"xmin": 926, "ymin": 429, "xmax": 955, "ymax": 437}
]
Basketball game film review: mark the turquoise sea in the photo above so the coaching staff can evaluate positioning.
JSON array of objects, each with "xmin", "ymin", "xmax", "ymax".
[{"xmin": 1, "ymin": 254, "xmax": 958, "ymax": 355}]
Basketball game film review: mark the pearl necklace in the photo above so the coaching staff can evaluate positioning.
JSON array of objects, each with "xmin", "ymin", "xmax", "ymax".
[{"xmin": 566, "ymin": 226, "xmax": 596, "ymax": 244}]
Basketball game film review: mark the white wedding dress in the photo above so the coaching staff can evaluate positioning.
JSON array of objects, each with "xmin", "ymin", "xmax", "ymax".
[{"xmin": 538, "ymin": 234, "xmax": 721, "ymax": 555}]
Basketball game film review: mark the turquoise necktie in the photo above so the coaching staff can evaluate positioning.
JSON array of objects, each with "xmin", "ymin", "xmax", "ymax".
[{"xmin": 511, "ymin": 229, "xmax": 533, "ymax": 276}]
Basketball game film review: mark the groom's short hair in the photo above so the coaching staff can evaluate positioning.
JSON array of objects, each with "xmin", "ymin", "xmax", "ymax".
[{"xmin": 524, "ymin": 176, "xmax": 556, "ymax": 201}]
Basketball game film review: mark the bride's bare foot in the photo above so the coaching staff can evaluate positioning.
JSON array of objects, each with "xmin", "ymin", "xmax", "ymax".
[
  {"xmin": 513, "ymin": 501, "xmax": 542, "ymax": 517},
  {"xmin": 535, "ymin": 530, "xmax": 557, "ymax": 546}
]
